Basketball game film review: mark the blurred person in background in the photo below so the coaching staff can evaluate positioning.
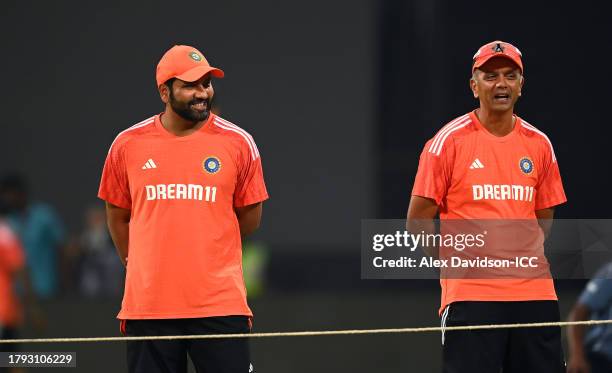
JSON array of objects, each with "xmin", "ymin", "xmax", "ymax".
[
  {"xmin": 0, "ymin": 195, "xmax": 46, "ymax": 372},
  {"xmin": 0, "ymin": 200, "xmax": 25, "ymax": 373},
  {"xmin": 242, "ymin": 241, "xmax": 269, "ymax": 300},
  {"xmin": 567, "ymin": 261, "xmax": 612, "ymax": 373},
  {"xmin": 0, "ymin": 172, "xmax": 65, "ymax": 299}
]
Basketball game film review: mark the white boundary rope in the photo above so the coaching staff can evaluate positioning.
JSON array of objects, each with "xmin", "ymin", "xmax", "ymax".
[{"xmin": 1, "ymin": 319, "xmax": 610, "ymax": 344}]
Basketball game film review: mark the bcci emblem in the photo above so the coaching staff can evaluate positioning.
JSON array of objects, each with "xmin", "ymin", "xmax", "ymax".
[
  {"xmin": 519, "ymin": 156, "xmax": 534, "ymax": 175},
  {"xmin": 203, "ymin": 156, "xmax": 221, "ymax": 174},
  {"xmin": 189, "ymin": 51, "xmax": 202, "ymax": 62},
  {"xmin": 492, "ymin": 42, "xmax": 505, "ymax": 53}
]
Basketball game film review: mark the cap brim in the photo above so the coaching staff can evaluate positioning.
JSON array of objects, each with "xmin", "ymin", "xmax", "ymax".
[
  {"xmin": 176, "ymin": 65, "xmax": 225, "ymax": 82},
  {"xmin": 473, "ymin": 54, "xmax": 523, "ymax": 73}
]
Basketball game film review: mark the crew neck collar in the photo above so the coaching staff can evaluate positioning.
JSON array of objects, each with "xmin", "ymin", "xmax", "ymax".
[
  {"xmin": 154, "ymin": 112, "xmax": 215, "ymax": 139},
  {"xmin": 469, "ymin": 110, "xmax": 520, "ymax": 142}
]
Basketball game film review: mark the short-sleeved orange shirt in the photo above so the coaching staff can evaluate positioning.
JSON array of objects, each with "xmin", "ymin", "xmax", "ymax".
[
  {"xmin": 98, "ymin": 113, "xmax": 268, "ymax": 319},
  {"xmin": 412, "ymin": 110, "xmax": 566, "ymax": 314},
  {"xmin": 0, "ymin": 220, "xmax": 25, "ymax": 326}
]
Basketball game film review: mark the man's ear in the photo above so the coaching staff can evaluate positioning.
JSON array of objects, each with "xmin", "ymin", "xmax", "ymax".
[
  {"xmin": 470, "ymin": 76, "xmax": 478, "ymax": 99},
  {"xmin": 159, "ymin": 83, "xmax": 170, "ymax": 104}
]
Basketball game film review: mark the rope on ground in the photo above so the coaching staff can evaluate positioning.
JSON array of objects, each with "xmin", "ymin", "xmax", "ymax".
[{"xmin": 1, "ymin": 319, "xmax": 610, "ymax": 344}]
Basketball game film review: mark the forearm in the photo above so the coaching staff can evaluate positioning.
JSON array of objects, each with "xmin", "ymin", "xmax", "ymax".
[
  {"xmin": 238, "ymin": 220, "xmax": 258, "ymax": 237},
  {"xmin": 567, "ymin": 305, "xmax": 589, "ymax": 358},
  {"xmin": 235, "ymin": 203, "xmax": 262, "ymax": 237},
  {"xmin": 568, "ymin": 326, "xmax": 587, "ymax": 358},
  {"xmin": 105, "ymin": 203, "xmax": 131, "ymax": 267},
  {"xmin": 406, "ymin": 218, "xmax": 438, "ymax": 258},
  {"xmin": 108, "ymin": 220, "xmax": 129, "ymax": 266},
  {"xmin": 407, "ymin": 196, "xmax": 439, "ymax": 258},
  {"xmin": 535, "ymin": 208, "xmax": 554, "ymax": 239}
]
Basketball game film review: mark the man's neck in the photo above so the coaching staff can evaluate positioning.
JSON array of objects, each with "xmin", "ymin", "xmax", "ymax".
[
  {"xmin": 475, "ymin": 107, "xmax": 515, "ymax": 137},
  {"xmin": 160, "ymin": 109, "xmax": 208, "ymax": 136}
]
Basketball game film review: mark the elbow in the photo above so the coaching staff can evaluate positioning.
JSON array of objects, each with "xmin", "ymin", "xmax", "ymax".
[
  {"xmin": 568, "ymin": 304, "xmax": 590, "ymax": 322},
  {"xmin": 242, "ymin": 220, "xmax": 261, "ymax": 237},
  {"xmin": 106, "ymin": 213, "xmax": 130, "ymax": 228}
]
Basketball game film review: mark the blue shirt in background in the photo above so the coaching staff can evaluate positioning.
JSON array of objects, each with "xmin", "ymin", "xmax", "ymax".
[
  {"xmin": 7, "ymin": 202, "xmax": 64, "ymax": 298},
  {"xmin": 578, "ymin": 262, "xmax": 612, "ymax": 362}
]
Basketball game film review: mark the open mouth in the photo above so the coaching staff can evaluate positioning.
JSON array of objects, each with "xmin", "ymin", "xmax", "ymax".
[
  {"xmin": 493, "ymin": 93, "xmax": 510, "ymax": 102},
  {"xmin": 190, "ymin": 101, "xmax": 208, "ymax": 111}
]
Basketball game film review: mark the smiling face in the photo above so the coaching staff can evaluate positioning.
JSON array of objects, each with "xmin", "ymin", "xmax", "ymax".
[
  {"xmin": 160, "ymin": 74, "xmax": 214, "ymax": 122},
  {"xmin": 470, "ymin": 57, "xmax": 524, "ymax": 113}
]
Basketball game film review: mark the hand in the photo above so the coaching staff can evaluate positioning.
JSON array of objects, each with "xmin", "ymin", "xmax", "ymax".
[{"xmin": 567, "ymin": 355, "xmax": 590, "ymax": 373}]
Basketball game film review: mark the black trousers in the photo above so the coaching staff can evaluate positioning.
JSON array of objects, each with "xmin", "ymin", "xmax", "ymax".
[
  {"xmin": 441, "ymin": 301, "xmax": 565, "ymax": 373},
  {"xmin": 124, "ymin": 316, "xmax": 251, "ymax": 373}
]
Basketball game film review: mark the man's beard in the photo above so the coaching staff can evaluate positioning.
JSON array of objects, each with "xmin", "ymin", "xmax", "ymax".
[{"xmin": 169, "ymin": 91, "xmax": 211, "ymax": 122}]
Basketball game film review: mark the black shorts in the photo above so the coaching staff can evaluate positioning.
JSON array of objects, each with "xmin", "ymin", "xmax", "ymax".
[
  {"xmin": 441, "ymin": 301, "xmax": 565, "ymax": 373},
  {"xmin": 123, "ymin": 316, "xmax": 252, "ymax": 373}
]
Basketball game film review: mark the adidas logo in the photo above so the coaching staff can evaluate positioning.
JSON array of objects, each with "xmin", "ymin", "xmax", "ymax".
[
  {"xmin": 142, "ymin": 159, "xmax": 157, "ymax": 170},
  {"xmin": 469, "ymin": 159, "xmax": 484, "ymax": 169}
]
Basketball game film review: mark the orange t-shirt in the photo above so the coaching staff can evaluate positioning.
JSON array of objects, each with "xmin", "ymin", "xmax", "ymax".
[
  {"xmin": 0, "ymin": 220, "xmax": 25, "ymax": 327},
  {"xmin": 411, "ymin": 110, "xmax": 567, "ymax": 314},
  {"xmin": 98, "ymin": 113, "xmax": 268, "ymax": 319}
]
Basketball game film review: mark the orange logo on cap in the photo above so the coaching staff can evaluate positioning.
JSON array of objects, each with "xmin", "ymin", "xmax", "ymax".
[{"xmin": 189, "ymin": 52, "xmax": 202, "ymax": 62}]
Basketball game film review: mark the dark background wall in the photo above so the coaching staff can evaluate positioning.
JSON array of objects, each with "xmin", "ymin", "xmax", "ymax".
[
  {"xmin": 2, "ymin": 0, "xmax": 610, "ymax": 372},
  {"xmin": 0, "ymin": 0, "xmax": 375, "ymax": 248},
  {"xmin": 379, "ymin": 0, "xmax": 612, "ymax": 219}
]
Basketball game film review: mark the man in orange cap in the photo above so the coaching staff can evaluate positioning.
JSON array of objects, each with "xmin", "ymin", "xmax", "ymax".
[
  {"xmin": 99, "ymin": 45, "xmax": 268, "ymax": 373},
  {"xmin": 407, "ymin": 41, "xmax": 567, "ymax": 372}
]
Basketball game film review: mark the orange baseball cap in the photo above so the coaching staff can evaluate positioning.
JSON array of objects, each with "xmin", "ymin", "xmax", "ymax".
[
  {"xmin": 156, "ymin": 45, "xmax": 224, "ymax": 86},
  {"xmin": 472, "ymin": 40, "xmax": 523, "ymax": 73}
]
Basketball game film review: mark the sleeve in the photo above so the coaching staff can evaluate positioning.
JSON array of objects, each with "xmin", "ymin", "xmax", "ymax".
[
  {"xmin": 578, "ymin": 266, "xmax": 612, "ymax": 311},
  {"xmin": 411, "ymin": 138, "xmax": 454, "ymax": 205},
  {"xmin": 0, "ymin": 223, "xmax": 25, "ymax": 273},
  {"xmin": 233, "ymin": 137, "xmax": 269, "ymax": 208},
  {"xmin": 98, "ymin": 140, "xmax": 132, "ymax": 209},
  {"xmin": 534, "ymin": 140, "xmax": 567, "ymax": 210}
]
